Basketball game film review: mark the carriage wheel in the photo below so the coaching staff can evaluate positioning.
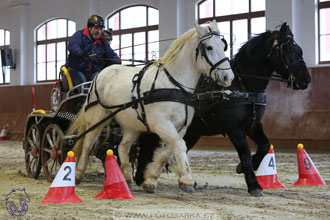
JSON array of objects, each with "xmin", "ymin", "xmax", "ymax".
[
  {"xmin": 41, "ymin": 124, "xmax": 64, "ymax": 182},
  {"xmin": 24, "ymin": 124, "xmax": 43, "ymax": 179}
]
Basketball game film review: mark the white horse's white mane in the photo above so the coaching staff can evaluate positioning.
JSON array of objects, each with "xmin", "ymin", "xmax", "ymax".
[{"xmin": 156, "ymin": 29, "xmax": 197, "ymax": 68}]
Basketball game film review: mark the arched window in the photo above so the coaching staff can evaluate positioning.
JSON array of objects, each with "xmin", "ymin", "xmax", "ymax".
[
  {"xmin": 0, "ymin": 29, "xmax": 10, "ymax": 84},
  {"xmin": 318, "ymin": 0, "xmax": 330, "ymax": 64},
  {"xmin": 36, "ymin": 18, "xmax": 76, "ymax": 82},
  {"xmin": 198, "ymin": 0, "xmax": 266, "ymax": 58},
  {"xmin": 107, "ymin": 5, "xmax": 159, "ymax": 65}
]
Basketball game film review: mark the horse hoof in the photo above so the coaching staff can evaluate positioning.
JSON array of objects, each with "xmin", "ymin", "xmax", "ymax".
[
  {"xmin": 249, "ymin": 189, "xmax": 264, "ymax": 197},
  {"xmin": 143, "ymin": 184, "xmax": 157, "ymax": 194},
  {"xmin": 236, "ymin": 163, "xmax": 243, "ymax": 174},
  {"xmin": 180, "ymin": 184, "xmax": 195, "ymax": 193}
]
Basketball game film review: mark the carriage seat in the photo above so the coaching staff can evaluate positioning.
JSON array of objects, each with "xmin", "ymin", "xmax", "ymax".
[{"xmin": 59, "ymin": 66, "xmax": 74, "ymax": 92}]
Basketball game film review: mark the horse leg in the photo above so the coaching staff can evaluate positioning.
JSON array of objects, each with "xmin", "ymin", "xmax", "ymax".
[
  {"xmin": 73, "ymin": 131, "xmax": 84, "ymax": 166},
  {"xmin": 154, "ymin": 124, "xmax": 195, "ymax": 193},
  {"xmin": 75, "ymin": 127, "xmax": 103, "ymax": 184},
  {"xmin": 227, "ymin": 129, "xmax": 263, "ymax": 197},
  {"xmin": 135, "ymin": 133, "xmax": 161, "ymax": 186},
  {"xmin": 248, "ymin": 122, "xmax": 270, "ymax": 169},
  {"xmin": 236, "ymin": 122, "xmax": 270, "ymax": 174},
  {"xmin": 118, "ymin": 130, "xmax": 140, "ymax": 188},
  {"xmin": 183, "ymin": 131, "xmax": 201, "ymax": 152},
  {"xmin": 142, "ymin": 141, "xmax": 172, "ymax": 193}
]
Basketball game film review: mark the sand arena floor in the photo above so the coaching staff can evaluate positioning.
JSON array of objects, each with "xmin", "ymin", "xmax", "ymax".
[{"xmin": 0, "ymin": 140, "xmax": 329, "ymax": 220}]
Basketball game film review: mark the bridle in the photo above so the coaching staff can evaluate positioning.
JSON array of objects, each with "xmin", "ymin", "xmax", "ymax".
[
  {"xmin": 195, "ymin": 28, "xmax": 231, "ymax": 81},
  {"xmin": 267, "ymin": 34, "xmax": 304, "ymax": 88},
  {"xmin": 234, "ymin": 33, "xmax": 304, "ymax": 88}
]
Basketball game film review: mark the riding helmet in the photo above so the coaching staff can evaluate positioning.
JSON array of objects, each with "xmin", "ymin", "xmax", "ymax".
[
  {"xmin": 103, "ymin": 28, "xmax": 113, "ymax": 41},
  {"xmin": 87, "ymin": 15, "xmax": 105, "ymax": 28}
]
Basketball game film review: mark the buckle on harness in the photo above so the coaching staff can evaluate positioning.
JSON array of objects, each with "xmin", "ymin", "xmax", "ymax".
[
  {"xmin": 131, "ymin": 96, "xmax": 138, "ymax": 109},
  {"xmin": 132, "ymin": 74, "xmax": 140, "ymax": 83},
  {"xmin": 195, "ymin": 93, "xmax": 208, "ymax": 100}
]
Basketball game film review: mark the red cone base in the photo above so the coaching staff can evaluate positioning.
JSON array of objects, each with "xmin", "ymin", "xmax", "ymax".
[
  {"xmin": 95, "ymin": 152, "xmax": 134, "ymax": 200},
  {"xmin": 294, "ymin": 147, "xmax": 326, "ymax": 186},
  {"xmin": 257, "ymin": 175, "xmax": 285, "ymax": 189},
  {"xmin": 294, "ymin": 177, "xmax": 326, "ymax": 186},
  {"xmin": 95, "ymin": 182, "xmax": 134, "ymax": 199},
  {"xmin": 42, "ymin": 187, "xmax": 82, "ymax": 204}
]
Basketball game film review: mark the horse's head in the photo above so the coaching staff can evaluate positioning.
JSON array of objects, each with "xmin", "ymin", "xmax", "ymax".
[
  {"xmin": 195, "ymin": 20, "xmax": 234, "ymax": 87},
  {"xmin": 268, "ymin": 23, "xmax": 311, "ymax": 90}
]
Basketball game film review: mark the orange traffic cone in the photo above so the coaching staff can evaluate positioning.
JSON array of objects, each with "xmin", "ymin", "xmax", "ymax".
[
  {"xmin": 42, "ymin": 151, "xmax": 82, "ymax": 204},
  {"xmin": 95, "ymin": 150, "xmax": 135, "ymax": 199},
  {"xmin": 294, "ymin": 144, "xmax": 326, "ymax": 186},
  {"xmin": 0, "ymin": 124, "xmax": 8, "ymax": 140},
  {"xmin": 256, "ymin": 145, "xmax": 285, "ymax": 189}
]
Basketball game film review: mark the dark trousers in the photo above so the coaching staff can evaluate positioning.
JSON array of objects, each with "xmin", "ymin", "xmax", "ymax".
[{"xmin": 68, "ymin": 68, "xmax": 99, "ymax": 93}]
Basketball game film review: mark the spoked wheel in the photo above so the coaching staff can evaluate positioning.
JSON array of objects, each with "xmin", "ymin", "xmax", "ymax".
[
  {"xmin": 24, "ymin": 124, "xmax": 43, "ymax": 179},
  {"xmin": 41, "ymin": 124, "xmax": 64, "ymax": 182}
]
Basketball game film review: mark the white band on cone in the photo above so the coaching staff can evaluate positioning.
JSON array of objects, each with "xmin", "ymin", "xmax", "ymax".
[
  {"xmin": 256, "ymin": 153, "xmax": 277, "ymax": 176},
  {"xmin": 50, "ymin": 162, "xmax": 75, "ymax": 187}
]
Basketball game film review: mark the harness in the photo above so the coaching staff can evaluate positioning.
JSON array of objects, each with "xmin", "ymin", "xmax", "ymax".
[
  {"xmin": 73, "ymin": 29, "xmax": 233, "ymax": 143},
  {"xmin": 220, "ymin": 33, "xmax": 303, "ymax": 123},
  {"xmin": 194, "ymin": 75, "xmax": 266, "ymax": 125}
]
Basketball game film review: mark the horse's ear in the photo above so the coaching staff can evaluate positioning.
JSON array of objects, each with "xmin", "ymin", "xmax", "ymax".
[
  {"xmin": 209, "ymin": 20, "xmax": 219, "ymax": 32},
  {"xmin": 280, "ymin": 22, "xmax": 287, "ymax": 33},
  {"xmin": 195, "ymin": 23, "xmax": 207, "ymax": 37}
]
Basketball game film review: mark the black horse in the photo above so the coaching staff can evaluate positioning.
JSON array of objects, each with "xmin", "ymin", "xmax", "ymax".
[{"xmin": 134, "ymin": 23, "xmax": 311, "ymax": 196}]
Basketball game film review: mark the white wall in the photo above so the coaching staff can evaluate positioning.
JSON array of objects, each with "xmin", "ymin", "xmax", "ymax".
[
  {"xmin": 0, "ymin": 0, "xmax": 319, "ymax": 85},
  {"xmin": 266, "ymin": 0, "xmax": 317, "ymax": 67}
]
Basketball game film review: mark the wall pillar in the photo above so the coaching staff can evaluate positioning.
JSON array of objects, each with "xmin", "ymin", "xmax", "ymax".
[
  {"xmin": 9, "ymin": 0, "xmax": 31, "ymax": 85},
  {"xmin": 158, "ymin": 0, "xmax": 197, "ymax": 57},
  {"xmin": 159, "ymin": 0, "xmax": 178, "ymax": 57},
  {"xmin": 266, "ymin": 0, "xmax": 317, "ymax": 66}
]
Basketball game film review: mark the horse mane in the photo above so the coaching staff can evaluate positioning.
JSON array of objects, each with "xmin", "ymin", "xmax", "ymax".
[
  {"xmin": 236, "ymin": 31, "xmax": 273, "ymax": 59},
  {"xmin": 231, "ymin": 30, "xmax": 276, "ymax": 92},
  {"xmin": 156, "ymin": 28, "xmax": 197, "ymax": 67}
]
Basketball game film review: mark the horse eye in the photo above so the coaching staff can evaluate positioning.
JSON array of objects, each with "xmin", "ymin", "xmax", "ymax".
[{"xmin": 206, "ymin": 46, "xmax": 213, "ymax": 51}]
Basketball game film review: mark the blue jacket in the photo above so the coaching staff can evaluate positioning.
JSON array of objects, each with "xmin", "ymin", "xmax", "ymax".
[{"xmin": 67, "ymin": 26, "xmax": 121, "ymax": 76}]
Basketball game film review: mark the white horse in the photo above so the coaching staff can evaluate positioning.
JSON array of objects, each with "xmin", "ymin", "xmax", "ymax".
[{"xmin": 69, "ymin": 20, "xmax": 234, "ymax": 193}]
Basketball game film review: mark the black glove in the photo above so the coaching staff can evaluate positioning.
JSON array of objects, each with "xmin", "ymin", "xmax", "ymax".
[{"xmin": 78, "ymin": 51, "xmax": 90, "ymax": 60}]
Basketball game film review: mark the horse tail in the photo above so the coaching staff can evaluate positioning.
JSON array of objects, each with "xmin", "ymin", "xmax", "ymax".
[{"xmin": 67, "ymin": 104, "xmax": 87, "ymax": 163}]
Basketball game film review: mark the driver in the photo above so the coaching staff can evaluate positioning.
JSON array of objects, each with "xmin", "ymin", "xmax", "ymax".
[{"xmin": 67, "ymin": 15, "xmax": 121, "ymax": 86}]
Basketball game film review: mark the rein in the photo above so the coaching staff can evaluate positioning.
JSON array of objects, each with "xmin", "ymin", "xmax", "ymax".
[{"xmin": 234, "ymin": 71, "xmax": 291, "ymax": 83}]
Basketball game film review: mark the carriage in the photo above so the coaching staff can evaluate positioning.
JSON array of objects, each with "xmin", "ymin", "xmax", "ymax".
[{"xmin": 22, "ymin": 66, "xmax": 123, "ymax": 182}]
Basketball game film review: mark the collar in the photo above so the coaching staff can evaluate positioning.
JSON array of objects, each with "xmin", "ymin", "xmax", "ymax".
[
  {"xmin": 83, "ymin": 26, "xmax": 104, "ymax": 44},
  {"xmin": 83, "ymin": 26, "xmax": 91, "ymax": 38}
]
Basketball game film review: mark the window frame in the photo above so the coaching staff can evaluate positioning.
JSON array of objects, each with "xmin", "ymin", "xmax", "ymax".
[
  {"xmin": 198, "ymin": 0, "xmax": 265, "ymax": 58},
  {"xmin": 0, "ymin": 29, "xmax": 10, "ymax": 85},
  {"xmin": 107, "ymin": 4, "xmax": 159, "ymax": 65},
  {"xmin": 36, "ymin": 18, "xmax": 75, "ymax": 82},
  {"xmin": 318, "ymin": 0, "xmax": 330, "ymax": 64}
]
